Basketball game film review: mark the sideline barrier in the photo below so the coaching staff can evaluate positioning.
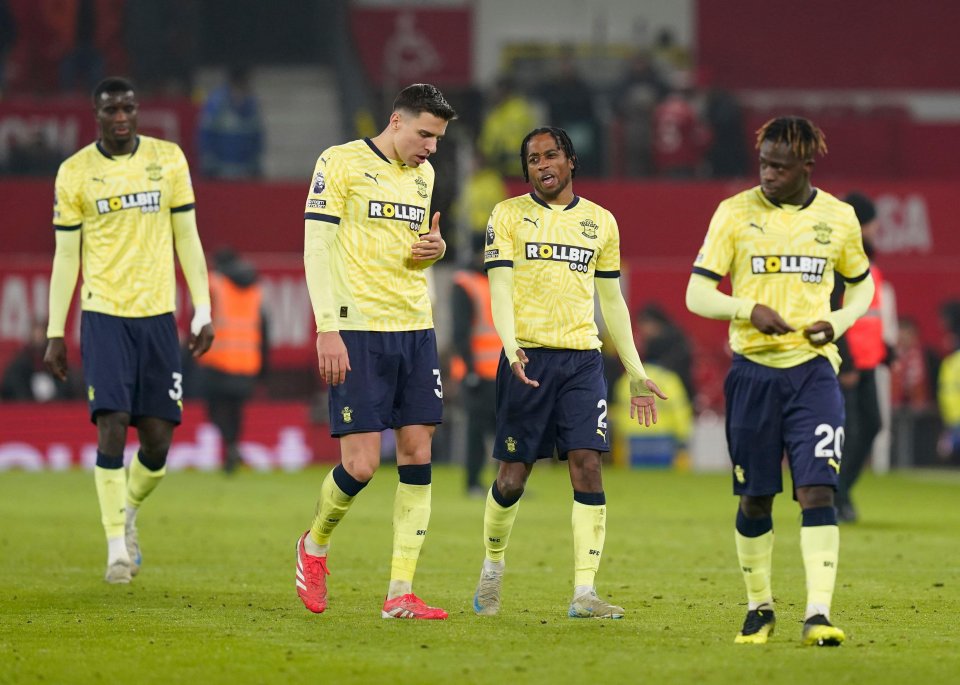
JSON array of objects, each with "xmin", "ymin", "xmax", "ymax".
[{"xmin": 0, "ymin": 400, "xmax": 340, "ymax": 471}]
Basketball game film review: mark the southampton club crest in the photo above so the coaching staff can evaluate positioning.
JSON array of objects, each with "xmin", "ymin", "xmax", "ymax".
[
  {"xmin": 813, "ymin": 221, "xmax": 832, "ymax": 245},
  {"xmin": 341, "ymin": 406, "xmax": 353, "ymax": 424},
  {"xmin": 505, "ymin": 437, "xmax": 517, "ymax": 453},
  {"xmin": 580, "ymin": 219, "xmax": 599, "ymax": 239}
]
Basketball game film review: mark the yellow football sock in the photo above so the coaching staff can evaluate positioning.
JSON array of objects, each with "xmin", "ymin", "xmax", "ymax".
[
  {"xmin": 390, "ymin": 482, "xmax": 431, "ymax": 584},
  {"xmin": 572, "ymin": 501, "xmax": 606, "ymax": 588},
  {"xmin": 126, "ymin": 453, "xmax": 166, "ymax": 509},
  {"xmin": 94, "ymin": 465, "xmax": 127, "ymax": 539},
  {"xmin": 309, "ymin": 468, "xmax": 356, "ymax": 546},
  {"xmin": 801, "ymin": 524, "xmax": 839, "ymax": 616},
  {"xmin": 484, "ymin": 487, "xmax": 520, "ymax": 563},
  {"xmin": 735, "ymin": 530, "xmax": 774, "ymax": 608}
]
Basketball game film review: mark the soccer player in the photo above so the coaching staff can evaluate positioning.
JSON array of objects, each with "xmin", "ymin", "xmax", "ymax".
[
  {"xmin": 297, "ymin": 84, "xmax": 457, "ymax": 619},
  {"xmin": 685, "ymin": 116, "xmax": 875, "ymax": 646},
  {"xmin": 471, "ymin": 127, "xmax": 666, "ymax": 619},
  {"xmin": 44, "ymin": 77, "xmax": 215, "ymax": 584}
]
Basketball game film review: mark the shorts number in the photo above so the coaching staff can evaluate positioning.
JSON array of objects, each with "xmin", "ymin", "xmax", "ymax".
[
  {"xmin": 814, "ymin": 423, "xmax": 844, "ymax": 458},
  {"xmin": 433, "ymin": 369, "xmax": 443, "ymax": 399},
  {"xmin": 597, "ymin": 399, "xmax": 608, "ymax": 430},
  {"xmin": 168, "ymin": 372, "xmax": 183, "ymax": 401}
]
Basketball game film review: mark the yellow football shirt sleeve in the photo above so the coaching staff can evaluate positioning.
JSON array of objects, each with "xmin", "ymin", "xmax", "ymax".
[
  {"xmin": 692, "ymin": 200, "xmax": 736, "ymax": 280},
  {"xmin": 172, "ymin": 209, "xmax": 211, "ymax": 308},
  {"xmin": 170, "ymin": 144, "xmax": 196, "ymax": 209},
  {"xmin": 596, "ymin": 278, "xmax": 649, "ymax": 392},
  {"xmin": 488, "ymin": 265, "xmax": 520, "ymax": 364},
  {"xmin": 483, "ymin": 203, "xmax": 513, "ymax": 267},
  {"xmin": 595, "ymin": 211, "xmax": 621, "ymax": 274},
  {"xmin": 304, "ymin": 149, "xmax": 346, "ymax": 332}
]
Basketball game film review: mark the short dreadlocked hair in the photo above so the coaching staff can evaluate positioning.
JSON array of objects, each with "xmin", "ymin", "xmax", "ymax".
[
  {"xmin": 519, "ymin": 127, "xmax": 578, "ymax": 182},
  {"xmin": 755, "ymin": 116, "xmax": 827, "ymax": 160}
]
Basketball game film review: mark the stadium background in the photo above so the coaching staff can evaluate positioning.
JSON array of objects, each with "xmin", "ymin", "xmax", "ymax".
[{"xmin": 1, "ymin": 0, "xmax": 958, "ymax": 471}]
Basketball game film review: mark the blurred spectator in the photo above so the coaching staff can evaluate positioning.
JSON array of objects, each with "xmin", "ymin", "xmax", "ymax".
[
  {"xmin": 937, "ymin": 300, "xmax": 960, "ymax": 460},
  {"xmin": 538, "ymin": 46, "xmax": 602, "ymax": 176},
  {"xmin": 197, "ymin": 65, "xmax": 265, "ymax": 179},
  {"xmin": 612, "ymin": 361, "xmax": 692, "ymax": 469},
  {"xmin": 451, "ymin": 148, "xmax": 507, "ymax": 260},
  {"xmin": 6, "ymin": 0, "xmax": 125, "ymax": 95},
  {"xmin": 478, "ymin": 75, "xmax": 539, "ymax": 178},
  {"xmin": 701, "ymin": 71, "xmax": 748, "ymax": 178},
  {"xmin": 611, "ymin": 50, "xmax": 668, "ymax": 177},
  {"xmin": 1, "ymin": 319, "xmax": 77, "ymax": 401},
  {"xmin": 197, "ymin": 248, "xmax": 268, "ymax": 473},
  {"xmin": 650, "ymin": 27, "xmax": 691, "ymax": 81},
  {"xmin": 651, "ymin": 72, "xmax": 711, "ymax": 178},
  {"xmin": 635, "ymin": 303, "xmax": 695, "ymax": 404},
  {"xmin": 450, "ymin": 233, "xmax": 498, "ymax": 496},
  {"xmin": 891, "ymin": 317, "xmax": 939, "ymax": 410},
  {"xmin": 4, "ymin": 131, "xmax": 63, "ymax": 176},
  {"xmin": 833, "ymin": 193, "xmax": 895, "ymax": 522}
]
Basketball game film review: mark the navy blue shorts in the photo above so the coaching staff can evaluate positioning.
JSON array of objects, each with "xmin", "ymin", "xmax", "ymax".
[
  {"xmin": 724, "ymin": 354, "xmax": 845, "ymax": 497},
  {"xmin": 493, "ymin": 348, "xmax": 609, "ymax": 463},
  {"xmin": 328, "ymin": 329, "xmax": 443, "ymax": 436},
  {"xmin": 80, "ymin": 311, "xmax": 183, "ymax": 425}
]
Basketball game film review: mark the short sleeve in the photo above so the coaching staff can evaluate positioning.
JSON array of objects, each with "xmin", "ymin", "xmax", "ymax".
[
  {"xmin": 595, "ymin": 210, "xmax": 620, "ymax": 276},
  {"xmin": 53, "ymin": 164, "xmax": 83, "ymax": 229},
  {"xmin": 692, "ymin": 200, "xmax": 736, "ymax": 279},
  {"xmin": 834, "ymin": 208, "xmax": 871, "ymax": 282},
  {"xmin": 170, "ymin": 144, "xmax": 196, "ymax": 209},
  {"xmin": 483, "ymin": 203, "xmax": 513, "ymax": 268},
  {"xmin": 304, "ymin": 148, "xmax": 347, "ymax": 221}
]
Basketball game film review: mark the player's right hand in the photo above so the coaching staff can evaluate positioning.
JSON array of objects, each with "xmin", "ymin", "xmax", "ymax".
[
  {"xmin": 510, "ymin": 348, "xmax": 539, "ymax": 388},
  {"xmin": 43, "ymin": 337, "xmax": 68, "ymax": 381},
  {"xmin": 750, "ymin": 303, "xmax": 795, "ymax": 335},
  {"xmin": 317, "ymin": 331, "xmax": 351, "ymax": 386}
]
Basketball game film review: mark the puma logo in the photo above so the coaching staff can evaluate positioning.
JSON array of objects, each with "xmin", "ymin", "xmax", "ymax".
[
  {"xmin": 522, "ymin": 217, "xmax": 540, "ymax": 228},
  {"xmin": 749, "ymin": 222, "xmax": 765, "ymax": 233},
  {"xmin": 365, "ymin": 172, "xmax": 380, "ymax": 185}
]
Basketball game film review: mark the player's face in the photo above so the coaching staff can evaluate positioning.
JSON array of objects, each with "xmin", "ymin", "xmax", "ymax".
[
  {"xmin": 392, "ymin": 111, "xmax": 448, "ymax": 167},
  {"xmin": 525, "ymin": 133, "xmax": 575, "ymax": 202},
  {"xmin": 758, "ymin": 140, "xmax": 813, "ymax": 205},
  {"xmin": 95, "ymin": 90, "xmax": 138, "ymax": 154}
]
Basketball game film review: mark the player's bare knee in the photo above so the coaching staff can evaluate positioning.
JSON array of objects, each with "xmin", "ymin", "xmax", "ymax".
[
  {"xmin": 96, "ymin": 411, "xmax": 130, "ymax": 453},
  {"xmin": 796, "ymin": 485, "xmax": 834, "ymax": 510},
  {"xmin": 739, "ymin": 495, "xmax": 773, "ymax": 518}
]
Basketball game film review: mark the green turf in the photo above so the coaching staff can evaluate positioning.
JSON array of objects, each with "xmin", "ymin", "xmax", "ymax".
[{"xmin": 2, "ymin": 465, "xmax": 958, "ymax": 684}]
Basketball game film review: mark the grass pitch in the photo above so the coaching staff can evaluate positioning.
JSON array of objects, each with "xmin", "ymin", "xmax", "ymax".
[{"xmin": 2, "ymin": 465, "xmax": 958, "ymax": 684}]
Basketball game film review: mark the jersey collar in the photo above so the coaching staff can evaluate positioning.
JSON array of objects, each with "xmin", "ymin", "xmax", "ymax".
[
  {"xmin": 762, "ymin": 187, "xmax": 818, "ymax": 211},
  {"xmin": 529, "ymin": 192, "xmax": 580, "ymax": 211},
  {"xmin": 363, "ymin": 137, "xmax": 393, "ymax": 165},
  {"xmin": 96, "ymin": 136, "xmax": 141, "ymax": 160}
]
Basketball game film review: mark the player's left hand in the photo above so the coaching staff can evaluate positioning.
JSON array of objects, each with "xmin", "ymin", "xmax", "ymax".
[
  {"xmin": 630, "ymin": 378, "xmax": 668, "ymax": 427},
  {"xmin": 411, "ymin": 211, "xmax": 446, "ymax": 261},
  {"xmin": 803, "ymin": 321, "xmax": 834, "ymax": 347},
  {"xmin": 190, "ymin": 323, "xmax": 215, "ymax": 357}
]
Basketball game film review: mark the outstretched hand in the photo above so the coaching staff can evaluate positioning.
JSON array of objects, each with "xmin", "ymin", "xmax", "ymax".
[
  {"xmin": 510, "ymin": 348, "xmax": 540, "ymax": 388},
  {"xmin": 411, "ymin": 212, "xmax": 446, "ymax": 261},
  {"xmin": 630, "ymin": 378, "xmax": 668, "ymax": 427}
]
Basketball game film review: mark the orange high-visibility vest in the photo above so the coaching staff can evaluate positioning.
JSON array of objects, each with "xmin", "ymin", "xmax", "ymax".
[
  {"xmin": 199, "ymin": 272, "xmax": 263, "ymax": 375},
  {"xmin": 845, "ymin": 264, "xmax": 886, "ymax": 370},
  {"xmin": 451, "ymin": 270, "xmax": 500, "ymax": 381}
]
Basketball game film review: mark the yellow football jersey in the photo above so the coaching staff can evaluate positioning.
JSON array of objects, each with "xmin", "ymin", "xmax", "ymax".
[
  {"xmin": 484, "ymin": 192, "xmax": 621, "ymax": 350},
  {"xmin": 693, "ymin": 186, "xmax": 870, "ymax": 370},
  {"xmin": 304, "ymin": 138, "xmax": 436, "ymax": 331},
  {"xmin": 52, "ymin": 136, "xmax": 196, "ymax": 318}
]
